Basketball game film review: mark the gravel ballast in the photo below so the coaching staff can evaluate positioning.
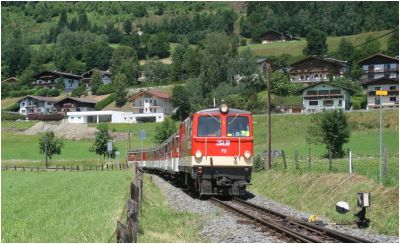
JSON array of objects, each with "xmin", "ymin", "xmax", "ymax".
[{"xmin": 149, "ymin": 174, "xmax": 398, "ymax": 243}]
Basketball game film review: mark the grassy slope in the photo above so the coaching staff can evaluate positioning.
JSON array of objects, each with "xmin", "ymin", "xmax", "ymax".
[
  {"xmin": 249, "ymin": 171, "xmax": 398, "ymax": 235},
  {"xmin": 240, "ymin": 30, "xmax": 392, "ymax": 59},
  {"xmin": 1, "ymin": 170, "xmax": 133, "ymax": 242}
]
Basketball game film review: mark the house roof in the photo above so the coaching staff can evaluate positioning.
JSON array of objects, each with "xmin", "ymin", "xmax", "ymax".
[
  {"xmin": 256, "ymin": 58, "xmax": 272, "ymax": 64},
  {"xmin": 361, "ymin": 77, "xmax": 399, "ymax": 87},
  {"xmin": 128, "ymin": 89, "xmax": 171, "ymax": 101},
  {"xmin": 33, "ymin": 71, "xmax": 82, "ymax": 79},
  {"xmin": 18, "ymin": 95, "xmax": 59, "ymax": 103},
  {"xmin": 290, "ymin": 56, "xmax": 348, "ymax": 67},
  {"xmin": 55, "ymin": 97, "xmax": 97, "ymax": 105},
  {"xmin": 2, "ymin": 77, "xmax": 18, "ymax": 83},
  {"xmin": 260, "ymin": 30, "xmax": 299, "ymax": 41},
  {"xmin": 297, "ymin": 81, "xmax": 354, "ymax": 93},
  {"xmin": 358, "ymin": 53, "xmax": 399, "ymax": 65}
]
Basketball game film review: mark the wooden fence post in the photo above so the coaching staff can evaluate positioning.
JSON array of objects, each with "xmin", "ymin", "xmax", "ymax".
[
  {"xmin": 383, "ymin": 146, "xmax": 388, "ymax": 177},
  {"xmin": 15, "ymin": 165, "xmax": 17, "ymax": 171},
  {"xmin": 127, "ymin": 199, "xmax": 138, "ymax": 243},
  {"xmin": 308, "ymin": 148, "xmax": 311, "ymax": 169},
  {"xmin": 295, "ymin": 151, "xmax": 299, "ymax": 170},
  {"xmin": 102, "ymin": 165, "xmax": 104, "ymax": 171},
  {"xmin": 116, "ymin": 220, "xmax": 129, "ymax": 243},
  {"xmin": 63, "ymin": 166, "xmax": 66, "ymax": 171},
  {"xmin": 329, "ymin": 148, "xmax": 332, "ymax": 172},
  {"xmin": 281, "ymin": 150, "xmax": 287, "ymax": 170}
]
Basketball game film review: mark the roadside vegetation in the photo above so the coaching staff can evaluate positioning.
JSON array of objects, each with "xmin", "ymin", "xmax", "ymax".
[
  {"xmin": 139, "ymin": 175, "xmax": 205, "ymax": 242},
  {"xmin": 1, "ymin": 170, "xmax": 133, "ymax": 242}
]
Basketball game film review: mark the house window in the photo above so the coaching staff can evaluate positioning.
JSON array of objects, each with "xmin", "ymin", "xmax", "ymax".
[
  {"xmin": 338, "ymin": 100, "xmax": 342, "ymax": 106},
  {"xmin": 318, "ymin": 90, "xmax": 329, "ymax": 95},
  {"xmin": 71, "ymin": 117, "xmax": 74, "ymax": 119},
  {"xmin": 22, "ymin": 102, "xmax": 25, "ymax": 106},
  {"xmin": 390, "ymin": 86, "xmax": 397, "ymax": 90},
  {"xmin": 139, "ymin": 109, "xmax": 143, "ymax": 113},
  {"xmin": 374, "ymin": 87, "xmax": 381, "ymax": 91},
  {"xmin": 309, "ymin": 101, "xmax": 318, "ymax": 106},
  {"xmin": 390, "ymin": 97, "xmax": 397, "ymax": 102},
  {"xmin": 149, "ymin": 100, "xmax": 152, "ymax": 104},
  {"xmin": 323, "ymin": 100, "xmax": 334, "ymax": 106},
  {"xmin": 78, "ymin": 117, "xmax": 81, "ymax": 119},
  {"xmin": 154, "ymin": 100, "xmax": 157, "ymax": 106},
  {"xmin": 21, "ymin": 109, "xmax": 25, "ymax": 113},
  {"xmin": 300, "ymin": 75, "xmax": 304, "ymax": 80}
]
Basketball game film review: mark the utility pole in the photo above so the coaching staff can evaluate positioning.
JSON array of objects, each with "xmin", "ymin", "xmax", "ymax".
[{"xmin": 266, "ymin": 63, "xmax": 272, "ymax": 170}]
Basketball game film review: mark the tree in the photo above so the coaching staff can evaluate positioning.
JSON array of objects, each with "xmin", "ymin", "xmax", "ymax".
[
  {"xmin": 91, "ymin": 70, "xmax": 103, "ymax": 95},
  {"xmin": 171, "ymin": 44, "xmax": 186, "ymax": 81},
  {"xmin": 200, "ymin": 32, "xmax": 234, "ymax": 95},
  {"xmin": 78, "ymin": 12, "xmax": 90, "ymax": 31},
  {"xmin": 71, "ymin": 84, "xmax": 88, "ymax": 97},
  {"xmin": 171, "ymin": 85, "xmax": 191, "ymax": 121},
  {"xmin": 153, "ymin": 117, "xmax": 177, "ymax": 144},
  {"xmin": 361, "ymin": 35, "xmax": 381, "ymax": 58},
  {"xmin": 83, "ymin": 38, "xmax": 112, "ymax": 70},
  {"xmin": 306, "ymin": 109, "xmax": 351, "ymax": 158},
  {"xmin": 303, "ymin": 29, "xmax": 328, "ymax": 56},
  {"xmin": 336, "ymin": 38, "xmax": 354, "ymax": 62},
  {"xmin": 123, "ymin": 20, "xmax": 132, "ymax": 34},
  {"xmin": 90, "ymin": 124, "xmax": 117, "ymax": 158},
  {"xmin": 113, "ymin": 73, "xmax": 128, "ymax": 107},
  {"xmin": 1, "ymin": 31, "xmax": 31, "ymax": 77},
  {"xmin": 387, "ymin": 31, "xmax": 398, "ymax": 57},
  {"xmin": 39, "ymin": 131, "xmax": 64, "ymax": 167}
]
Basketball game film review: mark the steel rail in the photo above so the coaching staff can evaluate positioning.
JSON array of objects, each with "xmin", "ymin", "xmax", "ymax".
[
  {"xmin": 210, "ymin": 197, "xmax": 322, "ymax": 243},
  {"xmin": 233, "ymin": 197, "xmax": 371, "ymax": 243}
]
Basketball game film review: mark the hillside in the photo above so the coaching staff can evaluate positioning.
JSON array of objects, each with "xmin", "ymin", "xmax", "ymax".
[{"xmin": 240, "ymin": 30, "xmax": 392, "ymax": 60}]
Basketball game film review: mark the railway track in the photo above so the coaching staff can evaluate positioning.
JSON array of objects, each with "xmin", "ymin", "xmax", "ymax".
[{"xmin": 210, "ymin": 197, "xmax": 371, "ymax": 243}]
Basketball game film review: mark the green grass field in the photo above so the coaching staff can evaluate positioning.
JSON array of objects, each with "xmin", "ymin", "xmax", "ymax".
[
  {"xmin": 1, "ymin": 170, "xmax": 133, "ymax": 242},
  {"xmin": 240, "ymin": 30, "xmax": 391, "ymax": 59}
]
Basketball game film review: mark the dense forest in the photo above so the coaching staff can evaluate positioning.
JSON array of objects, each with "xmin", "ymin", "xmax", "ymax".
[{"xmin": 1, "ymin": 1, "xmax": 399, "ymax": 114}]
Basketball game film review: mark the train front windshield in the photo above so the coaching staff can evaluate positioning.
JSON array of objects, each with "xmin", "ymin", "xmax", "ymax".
[
  {"xmin": 198, "ymin": 116, "xmax": 221, "ymax": 137},
  {"xmin": 227, "ymin": 116, "xmax": 250, "ymax": 137}
]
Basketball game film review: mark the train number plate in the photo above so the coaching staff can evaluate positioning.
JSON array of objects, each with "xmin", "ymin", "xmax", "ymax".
[{"xmin": 216, "ymin": 140, "xmax": 230, "ymax": 146}]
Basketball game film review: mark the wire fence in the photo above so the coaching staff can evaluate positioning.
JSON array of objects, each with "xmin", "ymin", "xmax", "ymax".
[{"xmin": 1, "ymin": 163, "xmax": 132, "ymax": 172}]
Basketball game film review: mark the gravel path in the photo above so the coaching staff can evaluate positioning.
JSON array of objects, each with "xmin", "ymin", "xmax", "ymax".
[{"xmin": 149, "ymin": 174, "xmax": 398, "ymax": 243}]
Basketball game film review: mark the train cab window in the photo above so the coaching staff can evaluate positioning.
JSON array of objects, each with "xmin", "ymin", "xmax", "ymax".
[
  {"xmin": 227, "ymin": 116, "xmax": 250, "ymax": 137},
  {"xmin": 197, "ymin": 116, "xmax": 221, "ymax": 137}
]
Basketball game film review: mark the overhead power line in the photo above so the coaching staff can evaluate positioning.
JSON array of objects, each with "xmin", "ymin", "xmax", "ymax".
[{"xmin": 353, "ymin": 28, "xmax": 398, "ymax": 48}]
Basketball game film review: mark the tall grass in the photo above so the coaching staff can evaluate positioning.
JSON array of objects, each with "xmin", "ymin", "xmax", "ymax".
[{"xmin": 1, "ymin": 170, "xmax": 133, "ymax": 242}]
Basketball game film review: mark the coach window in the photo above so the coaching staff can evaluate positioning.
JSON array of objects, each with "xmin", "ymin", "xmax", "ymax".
[
  {"xmin": 227, "ymin": 116, "xmax": 250, "ymax": 137},
  {"xmin": 197, "ymin": 116, "xmax": 221, "ymax": 137}
]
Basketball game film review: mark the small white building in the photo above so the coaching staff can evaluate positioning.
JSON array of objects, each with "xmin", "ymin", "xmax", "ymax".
[
  {"xmin": 128, "ymin": 89, "xmax": 174, "ymax": 119},
  {"xmin": 67, "ymin": 111, "xmax": 165, "ymax": 123},
  {"xmin": 300, "ymin": 82, "xmax": 352, "ymax": 113},
  {"xmin": 18, "ymin": 95, "xmax": 58, "ymax": 115}
]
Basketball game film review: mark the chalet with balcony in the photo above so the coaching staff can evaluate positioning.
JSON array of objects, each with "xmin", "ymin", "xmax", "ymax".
[
  {"xmin": 18, "ymin": 95, "xmax": 58, "ymax": 115},
  {"xmin": 2, "ymin": 77, "xmax": 18, "ymax": 84},
  {"xmin": 299, "ymin": 82, "xmax": 352, "ymax": 113},
  {"xmin": 358, "ymin": 54, "xmax": 399, "ymax": 83},
  {"xmin": 260, "ymin": 30, "xmax": 298, "ymax": 44},
  {"xmin": 362, "ymin": 77, "xmax": 398, "ymax": 110},
  {"xmin": 32, "ymin": 71, "xmax": 82, "ymax": 92},
  {"xmin": 81, "ymin": 69, "xmax": 112, "ymax": 91},
  {"xmin": 127, "ymin": 90, "xmax": 173, "ymax": 123},
  {"xmin": 55, "ymin": 97, "xmax": 97, "ymax": 113},
  {"xmin": 289, "ymin": 56, "xmax": 349, "ymax": 85}
]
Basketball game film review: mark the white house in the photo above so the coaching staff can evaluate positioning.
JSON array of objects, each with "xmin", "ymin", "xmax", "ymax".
[
  {"xmin": 67, "ymin": 111, "xmax": 165, "ymax": 124},
  {"xmin": 32, "ymin": 71, "xmax": 81, "ymax": 92},
  {"xmin": 299, "ymin": 82, "xmax": 352, "ymax": 113},
  {"xmin": 18, "ymin": 95, "xmax": 58, "ymax": 115},
  {"xmin": 128, "ymin": 89, "xmax": 174, "ymax": 121},
  {"xmin": 362, "ymin": 77, "xmax": 398, "ymax": 110}
]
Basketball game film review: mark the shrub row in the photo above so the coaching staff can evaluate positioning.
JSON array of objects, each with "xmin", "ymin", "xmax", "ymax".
[
  {"xmin": 95, "ymin": 93, "xmax": 116, "ymax": 110},
  {"xmin": 1, "ymin": 111, "xmax": 26, "ymax": 121}
]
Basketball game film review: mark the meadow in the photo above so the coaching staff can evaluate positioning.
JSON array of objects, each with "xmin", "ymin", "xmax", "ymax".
[{"xmin": 1, "ymin": 170, "xmax": 133, "ymax": 242}]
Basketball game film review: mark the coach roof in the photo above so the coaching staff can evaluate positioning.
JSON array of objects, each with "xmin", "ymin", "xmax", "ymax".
[{"xmin": 196, "ymin": 108, "xmax": 251, "ymax": 114}]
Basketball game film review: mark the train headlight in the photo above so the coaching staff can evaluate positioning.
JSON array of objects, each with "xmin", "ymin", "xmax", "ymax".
[
  {"xmin": 219, "ymin": 103, "xmax": 229, "ymax": 114},
  {"xmin": 244, "ymin": 150, "xmax": 252, "ymax": 159},
  {"xmin": 195, "ymin": 150, "xmax": 202, "ymax": 158}
]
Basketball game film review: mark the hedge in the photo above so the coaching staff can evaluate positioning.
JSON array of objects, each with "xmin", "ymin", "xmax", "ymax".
[
  {"xmin": 3, "ymin": 103, "xmax": 20, "ymax": 112},
  {"xmin": 95, "ymin": 93, "xmax": 117, "ymax": 110},
  {"xmin": 1, "ymin": 112, "xmax": 26, "ymax": 120}
]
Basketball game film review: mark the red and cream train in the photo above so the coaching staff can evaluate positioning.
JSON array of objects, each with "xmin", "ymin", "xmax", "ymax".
[{"xmin": 127, "ymin": 104, "xmax": 253, "ymax": 196}]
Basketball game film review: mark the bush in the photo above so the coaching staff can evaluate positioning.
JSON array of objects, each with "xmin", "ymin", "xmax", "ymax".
[
  {"xmin": 1, "ymin": 111, "xmax": 26, "ymax": 120},
  {"xmin": 95, "ymin": 93, "xmax": 116, "ymax": 110},
  {"xmin": 34, "ymin": 88, "xmax": 61, "ymax": 97},
  {"xmin": 253, "ymin": 155, "xmax": 264, "ymax": 172},
  {"xmin": 351, "ymin": 95, "xmax": 366, "ymax": 110},
  {"xmin": 95, "ymin": 84, "xmax": 115, "ymax": 95},
  {"xmin": 71, "ymin": 85, "xmax": 88, "ymax": 97}
]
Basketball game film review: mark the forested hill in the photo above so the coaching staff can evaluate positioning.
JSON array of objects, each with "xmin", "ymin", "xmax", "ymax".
[{"xmin": 1, "ymin": 1, "xmax": 398, "ymax": 99}]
